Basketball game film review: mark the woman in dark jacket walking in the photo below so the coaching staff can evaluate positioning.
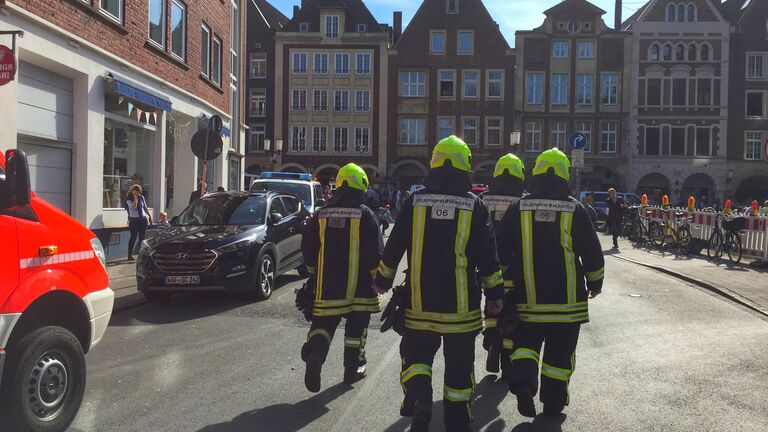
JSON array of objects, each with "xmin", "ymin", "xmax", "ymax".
[
  {"xmin": 125, "ymin": 184, "xmax": 152, "ymax": 260},
  {"xmin": 606, "ymin": 188, "xmax": 626, "ymax": 249}
]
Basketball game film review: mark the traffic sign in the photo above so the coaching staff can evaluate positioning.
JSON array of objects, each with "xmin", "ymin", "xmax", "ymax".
[
  {"xmin": 0, "ymin": 45, "xmax": 17, "ymax": 87},
  {"xmin": 571, "ymin": 149, "xmax": 585, "ymax": 168},
  {"xmin": 569, "ymin": 132, "xmax": 587, "ymax": 150}
]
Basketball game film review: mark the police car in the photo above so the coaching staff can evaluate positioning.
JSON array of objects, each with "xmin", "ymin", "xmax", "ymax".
[{"xmin": 250, "ymin": 172, "xmax": 326, "ymax": 214}]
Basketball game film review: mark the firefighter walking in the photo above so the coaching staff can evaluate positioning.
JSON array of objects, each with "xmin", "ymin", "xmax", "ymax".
[
  {"xmin": 374, "ymin": 136, "xmax": 504, "ymax": 432},
  {"xmin": 480, "ymin": 154, "xmax": 525, "ymax": 376},
  {"xmin": 496, "ymin": 148, "xmax": 605, "ymax": 417},
  {"xmin": 300, "ymin": 163, "xmax": 384, "ymax": 392}
]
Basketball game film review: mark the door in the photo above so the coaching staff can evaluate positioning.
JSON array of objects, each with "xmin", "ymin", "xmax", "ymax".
[
  {"xmin": 18, "ymin": 141, "xmax": 72, "ymax": 214},
  {"xmin": 267, "ymin": 197, "xmax": 289, "ymax": 270},
  {"xmin": 279, "ymin": 196, "xmax": 303, "ymax": 269},
  {"xmin": 0, "ymin": 215, "xmax": 19, "ymax": 307}
]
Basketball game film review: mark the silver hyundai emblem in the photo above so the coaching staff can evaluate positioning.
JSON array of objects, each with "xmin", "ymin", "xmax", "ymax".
[{"xmin": 176, "ymin": 253, "xmax": 190, "ymax": 260}]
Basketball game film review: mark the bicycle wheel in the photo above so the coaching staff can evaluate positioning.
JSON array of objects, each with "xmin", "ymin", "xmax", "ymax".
[
  {"xmin": 649, "ymin": 222, "xmax": 665, "ymax": 247},
  {"xmin": 631, "ymin": 220, "xmax": 645, "ymax": 243},
  {"xmin": 707, "ymin": 231, "xmax": 722, "ymax": 260},
  {"xmin": 677, "ymin": 225, "xmax": 692, "ymax": 250},
  {"xmin": 726, "ymin": 233, "xmax": 742, "ymax": 264}
]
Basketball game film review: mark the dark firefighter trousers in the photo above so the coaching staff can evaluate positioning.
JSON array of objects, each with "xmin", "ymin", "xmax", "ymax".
[
  {"xmin": 400, "ymin": 330, "xmax": 477, "ymax": 431},
  {"xmin": 302, "ymin": 312, "xmax": 370, "ymax": 370},
  {"xmin": 508, "ymin": 323, "xmax": 580, "ymax": 407}
]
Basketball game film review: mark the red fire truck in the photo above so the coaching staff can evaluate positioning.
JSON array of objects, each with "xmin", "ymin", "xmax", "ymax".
[{"xmin": 0, "ymin": 150, "xmax": 114, "ymax": 432}]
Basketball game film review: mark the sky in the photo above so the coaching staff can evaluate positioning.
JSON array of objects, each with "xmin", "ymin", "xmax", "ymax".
[{"xmin": 266, "ymin": 0, "xmax": 649, "ymax": 47}]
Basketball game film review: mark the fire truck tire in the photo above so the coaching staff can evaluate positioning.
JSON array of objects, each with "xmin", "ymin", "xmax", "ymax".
[{"xmin": 0, "ymin": 326, "xmax": 86, "ymax": 432}]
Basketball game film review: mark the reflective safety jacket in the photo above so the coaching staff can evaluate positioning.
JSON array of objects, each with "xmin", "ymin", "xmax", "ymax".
[
  {"xmin": 497, "ymin": 196, "xmax": 604, "ymax": 325},
  {"xmin": 302, "ymin": 204, "xmax": 383, "ymax": 317},
  {"xmin": 483, "ymin": 195, "xmax": 521, "ymax": 232},
  {"xmin": 376, "ymin": 190, "xmax": 504, "ymax": 334}
]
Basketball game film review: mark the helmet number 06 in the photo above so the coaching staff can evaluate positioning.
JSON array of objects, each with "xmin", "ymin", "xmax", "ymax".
[{"xmin": 431, "ymin": 206, "xmax": 455, "ymax": 220}]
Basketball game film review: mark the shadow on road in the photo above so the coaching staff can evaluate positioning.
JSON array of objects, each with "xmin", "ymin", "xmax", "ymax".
[
  {"xmin": 109, "ymin": 274, "xmax": 304, "ymax": 326},
  {"xmin": 510, "ymin": 413, "xmax": 566, "ymax": 432},
  {"xmin": 196, "ymin": 383, "xmax": 352, "ymax": 432}
]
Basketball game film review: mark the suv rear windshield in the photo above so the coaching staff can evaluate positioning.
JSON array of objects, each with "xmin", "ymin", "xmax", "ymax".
[
  {"xmin": 177, "ymin": 195, "xmax": 267, "ymax": 226},
  {"xmin": 251, "ymin": 181, "xmax": 311, "ymax": 206}
]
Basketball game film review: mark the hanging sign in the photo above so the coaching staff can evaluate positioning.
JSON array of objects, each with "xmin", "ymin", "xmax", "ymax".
[{"xmin": 0, "ymin": 45, "xmax": 17, "ymax": 86}]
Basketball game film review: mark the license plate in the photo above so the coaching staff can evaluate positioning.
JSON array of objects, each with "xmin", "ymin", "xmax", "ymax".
[{"xmin": 165, "ymin": 275, "xmax": 200, "ymax": 285}]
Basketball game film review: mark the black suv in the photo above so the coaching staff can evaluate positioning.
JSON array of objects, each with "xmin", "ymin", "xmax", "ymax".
[{"xmin": 137, "ymin": 191, "xmax": 310, "ymax": 301}]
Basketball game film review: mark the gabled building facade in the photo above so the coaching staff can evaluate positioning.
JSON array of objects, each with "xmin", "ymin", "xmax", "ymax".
[
  {"xmin": 244, "ymin": 0, "xmax": 288, "ymax": 184},
  {"xmin": 515, "ymin": 0, "xmax": 632, "ymax": 193},
  {"xmin": 388, "ymin": 0, "xmax": 515, "ymax": 188},
  {"xmin": 624, "ymin": 0, "xmax": 730, "ymax": 205},
  {"xmin": 273, "ymin": 0, "xmax": 391, "ymax": 184},
  {"xmin": 720, "ymin": 0, "xmax": 768, "ymax": 204}
]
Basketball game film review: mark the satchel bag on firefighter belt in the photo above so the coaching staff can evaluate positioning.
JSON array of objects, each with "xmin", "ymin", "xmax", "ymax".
[
  {"xmin": 381, "ymin": 274, "xmax": 408, "ymax": 335},
  {"xmin": 295, "ymin": 278, "xmax": 316, "ymax": 322}
]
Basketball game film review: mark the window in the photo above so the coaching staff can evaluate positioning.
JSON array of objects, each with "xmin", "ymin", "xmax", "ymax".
[
  {"xmin": 400, "ymin": 118, "xmax": 426, "ymax": 145},
  {"xmin": 101, "ymin": 0, "xmax": 122, "ymax": 22},
  {"xmin": 313, "ymin": 90, "xmax": 328, "ymax": 111},
  {"xmin": 103, "ymin": 119, "xmax": 155, "ymax": 209},
  {"xmin": 551, "ymin": 74, "xmax": 568, "ymax": 105},
  {"xmin": 550, "ymin": 121, "xmax": 567, "ymax": 148},
  {"xmin": 672, "ymin": 79, "xmax": 687, "ymax": 106},
  {"xmin": 356, "ymin": 53, "xmax": 371, "ymax": 75},
  {"xmin": 567, "ymin": 20, "xmax": 581, "ymax": 33},
  {"xmin": 201, "ymin": 25, "xmax": 211, "ymax": 76},
  {"xmin": 334, "ymin": 90, "xmax": 349, "ymax": 112},
  {"xmin": 695, "ymin": 128, "xmax": 711, "ymax": 156},
  {"xmin": 168, "ymin": 0, "xmax": 186, "ymax": 60},
  {"xmin": 601, "ymin": 73, "xmax": 619, "ymax": 105},
  {"xmin": 312, "ymin": 127, "xmax": 328, "ymax": 152},
  {"xmin": 291, "ymin": 126, "xmax": 307, "ymax": 152},
  {"xmin": 355, "ymin": 128, "xmax": 370, "ymax": 153},
  {"xmin": 647, "ymin": 79, "xmax": 662, "ymax": 106},
  {"xmin": 458, "ymin": 31, "xmax": 473, "ymax": 54},
  {"xmin": 447, "ymin": 0, "xmax": 458, "ymax": 13},
  {"xmin": 401, "ymin": 71, "xmax": 426, "ymax": 97},
  {"xmin": 697, "ymin": 79, "xmax": 712, "ymax": 106},
  {"xmin": 357, "ymin": 24, "xmax": 368, "ymax": 33},
  {"xmin": 487, "ymin": 70, "xmax": 503, "ymax": 99},
  {"xmin": 667, "ymin": 4, "xmax": 676, "ymax": 22},
  {"xmin": 299, "ymin": 23, "xmax": 310, "ymax": 32},
  {"xmin": 292, "ymin": 52, "xmax": 307, "ymax": 74},
  {"xmin": 313, "ymin": 53, "xmax": 328, "ymax": 74},
  {"xmin": 747, "ymin": 54, "xmax": 765, "ymax": 79},
  {"xmin": 431, "ymin": 31, "xmax": 446, "ymax": 54},
  {"xmin": 148, "ymin": 0, "xmax": 165, "ymax": 46},
  {"xmin": 552, "ymin": 42, "xmax": 569, "ymax": 59},
  {"xmin": 687, "ymin": 4, "xmax": 695, "ymax": 21},
  {"xmin": 231, "ymin": 0, "xmax": 239, "ymax": 82},
  {"xmin": 601, "ymin": 121, "xmax": 618, "ymax": 153},
  {"xmin": 249, "ymin": 88, "xmax": 266, "ymax": 117},
  {"xmin": 576, "ymin": 74, "xmax": 593, "ymax": 105},
  {"xmin": 525, "ymin": 121, "xmax": 542, "ymax": 152},
  {"xmin": 578, "ymin": 41, "xmax": 594, "ymax": 59},
  {"xmin": 745, "ymin": 132, "xmax": 764, "ymax": 160},
  {"xmin": 212, "ymin": 36, "xmax": 222, "ymax": 85},
  {"xmin": 463, "ymin": 71, "xmax": 479, "ymax": 99},
  {"xmin": 439, "ymin": 70, "xmax": 455, "ymax": 98},
  {"xmin": 486, "ymin": 118, "xmax": 502, "ymax": 147},
  {"xmin": 438, "ymin": 118, "xmax": 454, "ymax": 140},
  {"xmin": 334, "ymin": 53, "xmax": 350, "ymax": 75},
  {"xmin": 355, "ymin": 90, "xmax": 370, "ymax": 112},
  {"xmin": 663, "ymin": 44, "xmax": 672, "ymax": 61},
  {"xmin": 700, "ymin": 44, "xmax": 710, "ymax": 61},
  {"xmin": 675, "ymin": 44, "xmax": 685, "ymax": 61},
  {"xmin": 576, "ymin": 121, "xmax": 592, "ymax": 152},
  {"xmin": 248, "ymin": 125, "xmax": 265, "ymax": 153},
  {"xmin": 527, "ymin": 73, "xmax": 543, "ymax": 105},
  {"xmin": 650, "ymin": 44, "xmax": 660, "ymax": 61},
  {"xmin": 671, "ymin": 127, "xmax": 686, "ymax": 156},
  {"xmin": 677, "ymin": 4, "xmax": 685, "ymax": 21},
  {"xmin": 688, "ymin": 44, "xmax": 697, "ymax": 61},
  {"xmin": 333, "ymin": 127, "xmax": 349, "ymax": 153},
  {"xmin": 462, "ymin": 118, "xmax": 478, "ymax": 146},
  {"xmin": 249, "ymin": 53, "xmax": 266, "ymax": 79},
  {"xmin": 747, "ymin": 92, "xmax": 765, "ymax": 118},
  {"xmin": 291, "ymin": 89, "xmax": 307, "ymax": 111},
  {"xmin": 645, "ymin": 127, "xmax": 661, "ymax": 155},
  {"xmin": 325, "ymin": 15, "xmax": 339, "ymax": 38}
]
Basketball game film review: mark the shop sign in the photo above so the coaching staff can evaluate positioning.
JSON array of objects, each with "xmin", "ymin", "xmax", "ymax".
[{"xmin": 0, "ymin": 45, "xmax": 17, "ymax": 86}]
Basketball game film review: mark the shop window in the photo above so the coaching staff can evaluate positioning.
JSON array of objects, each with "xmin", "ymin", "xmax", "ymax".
[{"xmin": 103, "ymin": 117, "xmax": 156, "ymax": 209}]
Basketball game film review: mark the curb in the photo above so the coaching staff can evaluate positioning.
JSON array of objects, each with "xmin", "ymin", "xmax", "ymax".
[
  {"xmin": 113, "ymin": 292, "xmax": 147, "ymax": 313},
  {"xmin": 609, "ymin": 254, "xmax": 768, "ymax": 318}
]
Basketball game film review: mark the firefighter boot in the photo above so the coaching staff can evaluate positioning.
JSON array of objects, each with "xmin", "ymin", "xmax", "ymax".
[
  {"xmin": 544, "ymin": 403, "xmax": 565, "ymax": 415},
  {"xmin": 511, "ymin": 383, "xmax": 537, "ymax": 418},
  {"xmin": 343, "ymin": 365, "xmax": 367, "ymax": 385},
  {"xmin": 410, "ymin": 399, "xmax": 432, "ymax": 432}
]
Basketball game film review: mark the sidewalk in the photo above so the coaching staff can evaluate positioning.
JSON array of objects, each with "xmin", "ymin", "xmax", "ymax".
[
  {"xmin": 601, "ymin": 233, "xmax": 768, "ymax": 316},
  {"xmin": 107, "ymin": 260, "xmax": 145, "ymax": 311}
]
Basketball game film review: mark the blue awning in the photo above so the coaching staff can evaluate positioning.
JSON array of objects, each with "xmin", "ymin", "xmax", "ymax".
[{"xmin": 107, "ymin": 72, "xmax": 172, "ymax": 112}]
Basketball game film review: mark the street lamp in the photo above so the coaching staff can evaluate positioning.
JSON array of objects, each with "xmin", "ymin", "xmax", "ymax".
[
  {"xmin": 264, "ymin": 139, "xmax": 283, "ymax": 165},
  {"xmin": 510, "ymin": 130, "xmax": 521, "ymax": 153}
]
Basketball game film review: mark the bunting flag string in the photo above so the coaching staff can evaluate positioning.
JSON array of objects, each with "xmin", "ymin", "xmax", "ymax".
[
  {"xmin": 118, "ymin": 96, "xmax": 124, "ymax": 105},
  {"xmin": 136, "ymin": 108, "xmax": 143, "ymax": 122},
  {"xmin": 127, "ymin": 102, "xmax": 134, "ymax": 117},
  {"xmin": 152, "ymin": 112, "xmax": 158, "ymax": 124}
]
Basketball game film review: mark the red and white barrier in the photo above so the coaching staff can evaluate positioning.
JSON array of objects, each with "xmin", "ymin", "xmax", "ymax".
[{"xmin": 640, "ymin": 206, "xmax": 768, "ymax": 262}]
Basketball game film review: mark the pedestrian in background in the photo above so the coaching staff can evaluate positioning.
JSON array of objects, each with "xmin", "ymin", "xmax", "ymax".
[
  {"xmin": 606, "ymin": 188, "xmax": 626, "ymax": 249},
  {"xmin": 125, "ymin": 184, "xmax": 152, "ymax": 261},
  {"xmin": 378, "ymin": 204, "xmax": 395, "ymax": 235}
]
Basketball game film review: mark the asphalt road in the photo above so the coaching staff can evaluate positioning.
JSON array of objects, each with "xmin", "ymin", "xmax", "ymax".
[{"xmin": 68, "ymin": 255, "xmax": 768, "ymax": 432}]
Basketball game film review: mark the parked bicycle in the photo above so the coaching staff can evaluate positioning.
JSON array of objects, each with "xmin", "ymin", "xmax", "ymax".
[
  {"xmin": 707, "ymin": 214, "xmax": 745, "ymax": 264},
  {"xmin": 621, "ymin": 206, "xmax": 657, "ymax": 244},
  {"xmin": 649, "ymin": 211, "xmax": 692, "ymax": 250}
]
